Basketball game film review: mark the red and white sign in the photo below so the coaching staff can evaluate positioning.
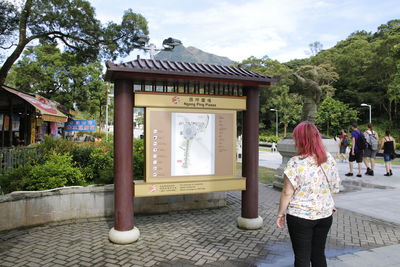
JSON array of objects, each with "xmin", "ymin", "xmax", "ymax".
[{"xmin": 172, "ymin": 96, "xmax": 180, "ymax": 104}]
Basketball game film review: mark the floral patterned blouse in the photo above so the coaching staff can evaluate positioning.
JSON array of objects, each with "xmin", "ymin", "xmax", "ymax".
[{"xmin": 284, "ymin": 153, "xmax": 340, "ymax": 220}]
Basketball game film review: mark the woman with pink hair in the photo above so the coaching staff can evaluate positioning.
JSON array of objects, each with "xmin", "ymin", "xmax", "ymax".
[{"xmin": 276, "ymin": 121, "xmax": 340, "ymax": 267}]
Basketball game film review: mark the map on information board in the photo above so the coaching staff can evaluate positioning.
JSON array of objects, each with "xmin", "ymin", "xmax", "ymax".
[{"xmin": 171, "ymin": 113, "xmax": 215, "ymax": 176}]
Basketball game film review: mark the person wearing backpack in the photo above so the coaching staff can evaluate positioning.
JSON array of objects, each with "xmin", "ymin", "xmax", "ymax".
[
  {"xmin": 345, "ymin": 123, "xmax": 365, "ymax": 177},
  {"xmin": 363, "ymin": 123, "xmax": 379, "ymax": 176}
]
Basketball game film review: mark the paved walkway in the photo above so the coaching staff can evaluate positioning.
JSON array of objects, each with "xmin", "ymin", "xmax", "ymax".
[{"xmin": 0, "ymin": 151, "xmax": 399, "ymax": 266}]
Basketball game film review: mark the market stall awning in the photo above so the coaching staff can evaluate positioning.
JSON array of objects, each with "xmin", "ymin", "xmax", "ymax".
[{"xmin": 2, "ymin": 86, "xmax": 68, "ymax": 122}]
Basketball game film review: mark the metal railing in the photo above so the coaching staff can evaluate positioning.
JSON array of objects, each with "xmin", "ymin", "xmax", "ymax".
[{"xmin": 0, "ymin": 147, "xmax": 39, "ymax": 174}]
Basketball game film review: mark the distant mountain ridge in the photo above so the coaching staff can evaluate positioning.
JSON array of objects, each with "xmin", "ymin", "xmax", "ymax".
[{"xmin": 154, "ymin": 45, "xmax": 235, "ymax": 66}]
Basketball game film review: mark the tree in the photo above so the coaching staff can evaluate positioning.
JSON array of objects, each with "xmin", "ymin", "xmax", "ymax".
[
  {"xmin": 311, "ymin": 31, "xmax": 377, "ymax": 105},
  {"xmin": 311, "ymin": 24, "xmax": 400, "ymax": 126},
  {"xmin": 7, "ymin": 44, "xmax": 106, "ymax": 121},
  {"xmin": 271, "ymin": 86, "xmax": 302, "ymax": 136},
  {"xmin": 238, "ymin": 56, "xmax": 304, "ymax": 134},
  {"xmin": 316, "ymin": 97, "xmax": 358, "ymax": 136},
  {"xmin": 372, "ymin": 20, "xmax": 400, "ymax": 124},
  {"xmin": 237, "ymin": 56, "xmax": 280, "ymax": 130},
  {"xmin": 308, "ymin": 41, "xmax": 323, "ymax": 56},
  {"xmin": 0, "ymin": 0, "xmax": 149, "ymax": 85},
  {"xmin": 387, "ymin": 64, "xmax": 400, "ymax": 123}
]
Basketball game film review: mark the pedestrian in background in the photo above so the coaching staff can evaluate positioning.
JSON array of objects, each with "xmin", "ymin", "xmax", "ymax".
[
  {"xmin": 381, "ymin": 130, "xmax": 396, "ymax": 176},
  {"xmin": 276, "ymin": 121, "xmax": 340, "ymax": 267},
  {"xmin": 339, "ymin": 129, "xmax": 349, "ymax": 162},
  {"xmin": 363, "ymin": 123, "xmax": 379, "ymax": 176},
  {"xmin": 345, "ymin": 123, "xmax": 365, "ymax": 177}
]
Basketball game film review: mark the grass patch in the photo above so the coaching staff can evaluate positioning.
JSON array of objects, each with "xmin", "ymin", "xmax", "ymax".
[{"xmin": 236, "ymin": 163, "xmax": 277, "ymax": 185}]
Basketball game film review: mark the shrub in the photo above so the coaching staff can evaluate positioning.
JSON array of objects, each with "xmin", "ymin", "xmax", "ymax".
[
  {"xmin": 37, "ymin": 136, "xmax": 76, "ymax": 163},
  {"xmin": 23, "ymin": 152, "xmax": 85, "ymax": 191},
  {"xmin": 259, "ymin": 136, "xmax": 268, "ymax": 142},
  {"xmin": 0, "ymin": 164, "xmax": 33, "ymax": 194},
  {"xmin": 71, "ymin": 143, "xmax": 96, "ymax": 165},
  {"xmin": 134, "ymin": 138, "xmax": 144, "ymax": 180},
  {"xmin": 88, "ymin": 147, "xmax": 114, "ymax": 184},
  {"xmin": 1, "ymin": 137, "xmax": 146, "ymax": 193},
  {"xmin": 77, "ymin": 131, "xmax": 107, "ymax": 139},
  {"xmin": 260, "ymin": 135, "xmax": 281, "ymax": 143},
  {"xmin": 70, "ymin": 143, "xmax": 97, "ymax": 180},
  {"xmin": 266, "ymin": 136, "xmax": 281, "ymax": 143}
]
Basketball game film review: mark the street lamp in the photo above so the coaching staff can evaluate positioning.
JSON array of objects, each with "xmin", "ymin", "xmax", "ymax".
[
  {"xmin": 142, "ymin": 37, "xmax": 182, "ymax": 59},
  {"xmin": 270, "ymin": 109, "xmax": 279, "ymax": 137},
  {"xmin": 105, "ymin": 91, "xmax": 114, "ymax": 141},
  {"xmin": 361, "ymin": 103, "xmax": 371, "ymax": 123}
]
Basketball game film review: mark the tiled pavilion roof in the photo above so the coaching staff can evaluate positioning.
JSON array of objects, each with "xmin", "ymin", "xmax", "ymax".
[{"xmin": 105, "ymin": 58, "xmax": 277, "ymax": 86}]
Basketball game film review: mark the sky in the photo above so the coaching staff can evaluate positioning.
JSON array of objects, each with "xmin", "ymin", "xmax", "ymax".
[{"xmin": 80, "ymin": 1, "xmax": 399, "ymax": 62}]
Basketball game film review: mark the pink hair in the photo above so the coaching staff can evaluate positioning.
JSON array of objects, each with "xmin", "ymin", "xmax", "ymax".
[{"xmin": 292, "ymin": 121, "xmax": 327, "ymax": 165}]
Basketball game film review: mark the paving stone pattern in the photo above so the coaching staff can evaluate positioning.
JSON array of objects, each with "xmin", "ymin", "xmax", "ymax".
[{"xmin": 1, "ymin": 184, "xmax": 400, "ymax": 267}]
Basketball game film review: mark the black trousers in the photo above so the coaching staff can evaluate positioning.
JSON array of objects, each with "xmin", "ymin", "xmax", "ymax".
[{"xmin": 286, "ymin": 214, "xmax": 333, "ymax": 267}]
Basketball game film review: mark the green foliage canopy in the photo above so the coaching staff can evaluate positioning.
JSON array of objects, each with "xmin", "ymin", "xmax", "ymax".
[
  {"xmin": 311, "ymin": 20, "xmax": 400, "ymax": 126},
  {"xmin": 0, "ymin": 0, "xmax": 149, "ymax": 84},
  {"xmin": 237, "ymin": 56, "xmax": 302, "ymax": 135},
  {"xmin": 7, "ymin": 44, "xmax": 105, "ymax": 115},
  {"xmin": 316, "ymin": 97, "xmax": 359, "ymax": 136}
]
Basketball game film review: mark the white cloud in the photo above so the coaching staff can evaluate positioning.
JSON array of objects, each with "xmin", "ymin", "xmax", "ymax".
[
  {"xmin": 89, "ymin": 0, "xmax": 400, "ymax": 62},
  {"xmin": 137, "ymin": 0, "xmax": 319, "ymax": 61}
]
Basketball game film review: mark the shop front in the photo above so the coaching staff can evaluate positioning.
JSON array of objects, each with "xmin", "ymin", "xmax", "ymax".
[{"xmin": 0, "ymin": 85, "xmax": 68, "ymax": 147}]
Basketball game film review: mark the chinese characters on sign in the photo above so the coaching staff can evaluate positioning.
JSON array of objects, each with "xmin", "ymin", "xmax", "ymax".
[
  {"xmin": 134, "ymin": 92, "xmax": 246, "ymax": 110},
  {"xmin": 147, "ymin": 109, "xmax": 235, "ymax": 182},
  {"xmin": 65, "ymin": 120, "xmax": 97, "ymax": 132},
  {"xmin": 181, "ymin": 96, "xmax": 216, "ymax": 108}
]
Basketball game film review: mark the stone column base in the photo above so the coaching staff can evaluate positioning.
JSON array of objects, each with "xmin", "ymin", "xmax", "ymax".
[
  {"xmin": 109, "ymin": 227, "xmax": 140, "ymax": 244},
  {"xmin": 237, "ymin": 216, "xmax": 263, "ymax": 230}
]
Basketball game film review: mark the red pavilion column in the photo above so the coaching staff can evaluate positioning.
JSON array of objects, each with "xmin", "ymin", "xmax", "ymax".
[
  {"xmin": 108, "ymin": 79, "xmax": 140, "ymax": 244},
  {"xmin": 237, "ymin": 86, "xmax": 263, "ymax": 229}
]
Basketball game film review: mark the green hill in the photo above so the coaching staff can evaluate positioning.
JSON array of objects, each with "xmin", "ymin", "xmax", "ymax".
[{"xmin": 154, "ymin": 45, "xmax": 235, "ymax": 66}]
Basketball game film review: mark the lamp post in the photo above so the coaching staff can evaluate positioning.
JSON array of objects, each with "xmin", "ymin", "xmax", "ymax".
[
  {"xmin": 142, "ymin": 37, "xmax": 182, "ymax": 59},
  {"xmin": 361, "ymin": 103, "xmax": 371, "ymax": 123},
  {"xmin": 270, "ymin": 108, "xmax": 278, "ymax": 137},
  {"xmin": 105, "ymin": 91, "xmax": 114, "ymax": 141}
]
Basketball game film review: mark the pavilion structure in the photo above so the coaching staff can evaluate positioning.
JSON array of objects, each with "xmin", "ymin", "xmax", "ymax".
[{"xmin": 105, "ymin": 58, "xmax": 276, "ymax": 244}]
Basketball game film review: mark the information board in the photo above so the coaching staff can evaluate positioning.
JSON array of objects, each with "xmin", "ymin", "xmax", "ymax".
[{"xmin": 145, "ymin": 108, "xmax": 236, "ymax": 183}]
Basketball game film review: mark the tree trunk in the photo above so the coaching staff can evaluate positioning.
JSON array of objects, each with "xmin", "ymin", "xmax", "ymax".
[
  {"xmin": 0, "ymin": 44, "xmax": 27, "ymax": 85},
  {"xmin": 395, "ymin": 100, "xmax": 398, "ymax": 128},
  {"xmin": 284, "ymin": 122, "xmax": 288, "ymax": 137},
  {"xmin": 327, "ymin": 121, "xmax": 330, "ymax": 136},
  {"xmin": 0, "ymin": 0, "xmax": 33, "ymax": 85}
]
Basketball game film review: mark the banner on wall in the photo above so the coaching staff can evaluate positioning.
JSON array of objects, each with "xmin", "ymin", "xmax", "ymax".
[
  {"xmin": 3, "ymin": 115, "xmax": 9, "ymax": 131},
  {"xmin": 12, "ymin": 115, "xmax": 20, "ymax": 131},
  {"xmin": 64, "ymin": 120, "xmax": 96, "ymax": 132}
]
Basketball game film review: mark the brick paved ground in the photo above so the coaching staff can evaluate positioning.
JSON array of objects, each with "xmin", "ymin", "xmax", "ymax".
[{"xmin": 1, "ymin": 184, "xmax": 400, "ymax": 267}]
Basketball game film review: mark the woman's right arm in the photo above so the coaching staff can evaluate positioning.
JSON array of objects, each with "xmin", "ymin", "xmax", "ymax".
[{"xmin": 276, "ymin": 175, "xmax": 294, "ymax": 228}]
